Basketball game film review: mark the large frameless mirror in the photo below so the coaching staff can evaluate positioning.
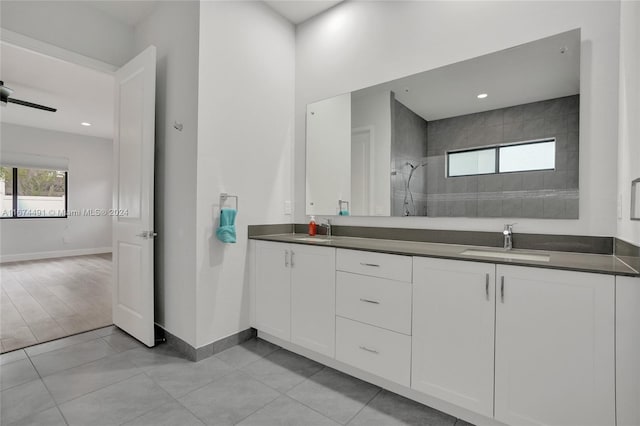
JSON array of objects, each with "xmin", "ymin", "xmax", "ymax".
[{"xmin": 306, "ymin": 29, "xmax": 581, "ymax": 218}]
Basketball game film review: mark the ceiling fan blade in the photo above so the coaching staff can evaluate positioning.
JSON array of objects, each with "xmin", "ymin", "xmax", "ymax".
[{"xmin": 7, "ymin": 98, "xmax": 57, "ymax": 112}]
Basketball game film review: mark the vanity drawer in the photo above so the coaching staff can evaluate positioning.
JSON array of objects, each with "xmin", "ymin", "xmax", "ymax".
[
  {"xmin": 336, "ymin": 272, "xmax": 411, "ymax": 335},
  {"xmin": 336, "ymin": 249, "xmax": 412, "ymax": 282},
  {"xmin": 336, "ymin": 316, "xmax": 411, "ymax": 387}
]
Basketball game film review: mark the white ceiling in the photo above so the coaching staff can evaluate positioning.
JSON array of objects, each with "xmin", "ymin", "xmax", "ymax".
[
  {"xmin": 87, "ymin": 0, "xmax": 160, "ymax": 27},
  {"xmin": 265, "ymin": 0, "xmax": 343, "ymax": 24},
  {"xmin": 1, "ymin": 43, "xmax": 114, "ymax": 140},
  {"xmin": 354, "ymin": 29, "xmax": 581, "ymax": 121}
]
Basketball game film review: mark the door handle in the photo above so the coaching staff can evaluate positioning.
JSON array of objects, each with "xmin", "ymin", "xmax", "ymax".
[
  {"xmin": 136, "ymin": 231, "xmax": 158, "ymax": 239},
  {"xmin": 485, "ymin": 273, "xmax": 490, "ymax": 301},
  {"xmin": 360, "ymin": 262, "xmax": 380, "ymax": 267},
  {"xmin": 500, "ymin": 276, "xmax": 505, "ymax": 303},
  {"xmin": 359, "ymin": 298, "xmax": 380, "ymax": 305},
  {"xmin": 290, "ymin": 251, "xmax": 295, "ymax": 267},
  {"xmin": 285, "ymin": 250, "xmax": 289, "ymax": 267}
]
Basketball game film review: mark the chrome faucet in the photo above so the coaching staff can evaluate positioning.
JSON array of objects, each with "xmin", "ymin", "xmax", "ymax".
[
  {"xmin": 503, "ymin": 223, "xmax": 515, "ymax": 250},
  {"xmin": 319, "ymin": 218, "xmax": 332, "ymax": 237}
]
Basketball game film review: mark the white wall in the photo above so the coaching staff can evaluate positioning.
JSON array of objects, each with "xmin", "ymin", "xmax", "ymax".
[
  {"xmin": 134, "ymin": 1, "xmax": 200, "ymax": 347},
  {"xmin": 0, "ymin": 123, "xmax": 112, "ymax": 261},
  {"xmin": 352, "ymin": 90, "xmax": 392, "ymax": 215},
  {"xmin": 295, "ymin": 1, "xmax": 621, "ymax": 237},
  {"xmin": 617, "ymin": 0, "xmax": 640, "ymax": 246},
  {"xmin": 0, "ymin": 1, "xmax": 136, "ymax": 67},
  {"xmin": 196, "ymin": 1, "xmax": 295, "ymax": 348}
]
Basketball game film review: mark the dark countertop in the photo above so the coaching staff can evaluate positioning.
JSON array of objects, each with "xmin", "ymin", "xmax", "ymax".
[{"xmin": 250, "ymin": 233, "xmax": 639, "ymax": 277}]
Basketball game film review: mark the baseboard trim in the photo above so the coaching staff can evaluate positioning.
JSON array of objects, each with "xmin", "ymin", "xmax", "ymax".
[
  {"xmin": 0, "ymin": 247, "xmax": 112, "ymax": 263},
  {"xmin": 154, "ymin": 325, "xmax": 256, "ymax": 362}
]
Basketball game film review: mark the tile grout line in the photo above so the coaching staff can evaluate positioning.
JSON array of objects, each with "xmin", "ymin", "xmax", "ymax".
[
  {"xmin": 23, "ymin": 346, "xmax": 70, "ymax": 426},
  {"xmin": 25, "ymin": 332, "xmax": 120, "ymax": 379},
  {"xmin": 342, "ymin": 387, "xmax": 382, "ymax": 425},
  {"xmin": 141, "ymin": 356, "xmax": 238, "ymax": 401},
  {"xmin": 114, "ymin": 372, "xmax": 192, "ymax": 426}
]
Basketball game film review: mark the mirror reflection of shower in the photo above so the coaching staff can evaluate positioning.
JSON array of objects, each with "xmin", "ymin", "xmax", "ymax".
[{"xmin": 403, "ymin": 161, "xmax": 427, "ymax": 216}]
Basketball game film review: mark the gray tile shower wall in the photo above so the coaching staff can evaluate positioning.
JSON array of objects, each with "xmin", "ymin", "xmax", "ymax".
[
  {"xmin": 426, "ymin": 95, "xmax": 579, "ymax": 218},
  {"xmin": 391, "ymin": 98, "xmax": 429, "ymax": 216}
]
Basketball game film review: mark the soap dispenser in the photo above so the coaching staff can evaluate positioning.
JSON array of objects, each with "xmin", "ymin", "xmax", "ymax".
[{"xmin": 308, "ymin": 216, "xmax": 317, "ymax": 236}]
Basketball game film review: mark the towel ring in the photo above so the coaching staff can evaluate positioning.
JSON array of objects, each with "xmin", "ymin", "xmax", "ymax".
[
  {"xmin": 220, "ymin": 193, "xmax": 238, "ymax": 211},
  {"xmin": 338, "ymin": 199, "xmax": 349, "ymax": 212}
]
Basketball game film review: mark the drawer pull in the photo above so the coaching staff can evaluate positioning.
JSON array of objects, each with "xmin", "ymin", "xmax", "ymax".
[
  {"xmin": 360, "ymin": 262, "xmax": 380, "ymax": 267},
  {"xmin": 359, "ymin": 346, "xmax": 379, "ymax": 354},
  {"xmin": 359, "ymin": 298, "xmax": 380, "ymax": 305}
]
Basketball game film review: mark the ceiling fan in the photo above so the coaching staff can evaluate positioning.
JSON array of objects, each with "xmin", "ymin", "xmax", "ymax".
[{"xmin": 0, "ymin": 81, "xmax": 57, "ymax": 112}]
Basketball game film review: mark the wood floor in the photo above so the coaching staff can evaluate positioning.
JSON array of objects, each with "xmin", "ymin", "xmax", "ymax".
[{"xmin": 0, "ymin": 254, "xmax": 112, "ymax": 353}]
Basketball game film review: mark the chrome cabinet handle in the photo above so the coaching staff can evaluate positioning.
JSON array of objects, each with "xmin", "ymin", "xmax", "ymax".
[
  {"xmin": 485, "ymin": 273, "xmax": 490, "ymax": 301},
  {"xmin": 500, "ymin": 276, "xmax": 505, "ymax": 303},
  {"xmin": 359, "ymin": 346, "xmax": 379, "ymax": 354},
  {"xmin": 290, "ymin": 250, "xmax": 295, "ymax": 267},
  {"xmin": 359, "ymin": 298, "xmax": 380, "ymax": 305},
  {"xmin": 360, "ymin": 262, "xmax": 380, "ymax": 267},
  {"xmin": 285, "ymin": 250, "xmax": 289, "ymax": 267}
]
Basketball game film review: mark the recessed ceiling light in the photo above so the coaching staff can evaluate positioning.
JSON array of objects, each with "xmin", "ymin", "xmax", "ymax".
[
  {"xmin": 81, "ymin": 122, "xmax": 92, "ymax": 126},
  {"xmin": 477, "ymin": 93, "xmax": 488, "ymax": 99}
]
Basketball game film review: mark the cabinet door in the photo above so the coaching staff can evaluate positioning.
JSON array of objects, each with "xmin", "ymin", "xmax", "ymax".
[
  {"xmin": 291, "ymin": 244, "xmax": 336, "ymax": 357},
  {"xmin": 412, "ymin": 257, "xmax": 495, "ymax": 417},
  {"xmin": 617, "ymin": 276, "xmax": 640, "ymax": 426},
  {"xmin": 255, "ymin": 241, "xmax": 291, "ymax": 341},
  {"xmin": 495, "ymin": 265, "xmax": 615, "ymax": 426}
]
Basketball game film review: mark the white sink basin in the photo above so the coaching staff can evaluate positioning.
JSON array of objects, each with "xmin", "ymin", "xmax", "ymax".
[
  {"xmin": 294, "ymin": 237, "xmax": 332, "ymax": 243},
  {"xmin": 462, "ymin": 249, "xmax": 550, "ymax": 262}
]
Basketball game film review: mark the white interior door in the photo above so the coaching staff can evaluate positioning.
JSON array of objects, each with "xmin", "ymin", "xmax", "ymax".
[{"xmin": 112, "ymin": 46, "xmax": 156, "ymax": 347}]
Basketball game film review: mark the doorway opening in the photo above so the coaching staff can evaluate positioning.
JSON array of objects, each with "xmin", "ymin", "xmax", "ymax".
[{"xmin": 0, "ymin": 42, "xmax": 116, "ymax": 353}]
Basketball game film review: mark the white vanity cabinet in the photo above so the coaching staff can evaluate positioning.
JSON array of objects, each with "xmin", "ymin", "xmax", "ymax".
[
  {"xmin": 254, "ymin": 241, "xmax": 336, "ymax": 357},
  {"xmin": 335, "ymin": 249, "xmax": 412, "ymax": 386},
  {"xmin": 253, "ymin": 238, "xmax": 626, "ymax": 426},
  {"xmin": 411, "ymin": 257, "xmax": 496, "ymax": 418},
  {"xmin": 494, "ymin": 265, "xmax": 615, "ymax": 426}
]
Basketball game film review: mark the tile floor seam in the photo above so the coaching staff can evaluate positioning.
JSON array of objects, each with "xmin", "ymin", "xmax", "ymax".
[
  {"xmin": 54, "ymin": 405, "xmax": 70, "ymax": 426},
  {"xmin": 277, "ymin": 391, "xmax": 347, "ymax": 425},
  {"xmin": 45, "ymin": 357, "xmax": 146, "ymax": 406},
  {"xmin": 23, "ymin": 348, "xmax": 70, "ymax": 426},
  {"xmin": 2, "ymin": 284, "xmax": 31, "ymax": 330},
  {"xmin": 28, "ymin": 337, "xmax": 115, "ymax": 377},
  {"xmin": 341, "ymin": 387, "xmax": 383, "ymax": 425},
  {"xmin": 141, "ymin": 358, "xmax": 238, "ymax": 400},
  {"xmin": 23, "ymin": 325, "xmax": 117, "ymax": 358},
  {"xmin": 55, "ymin": 372, "xmax": 154, "ymax": 420},
  {"xmin": 237, "ymin": 348, "xmax": 321, "ymax": 393},
  {"xmin": 224, "ymin": 389, "xmax": 282, "ymax": 426},
  {"xmin": 112, "ymin": 383, "xmax": 186, "ymax": 426},
  {"xmin": 27, "ymin": 333, "xmax": 109, "ymax": 358},
  {"xmin": 168, "ymin": 398, "xmax": 210, "ymax": 426}
]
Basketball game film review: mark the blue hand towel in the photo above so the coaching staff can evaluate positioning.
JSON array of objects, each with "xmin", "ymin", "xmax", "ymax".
[
  {"xmin": 339, "ymin": 210, "xmax": 350, "ymax": 216},
  {"xmin": 216, "ymin": 208, "xmax": 237, "ymax": 243}
]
